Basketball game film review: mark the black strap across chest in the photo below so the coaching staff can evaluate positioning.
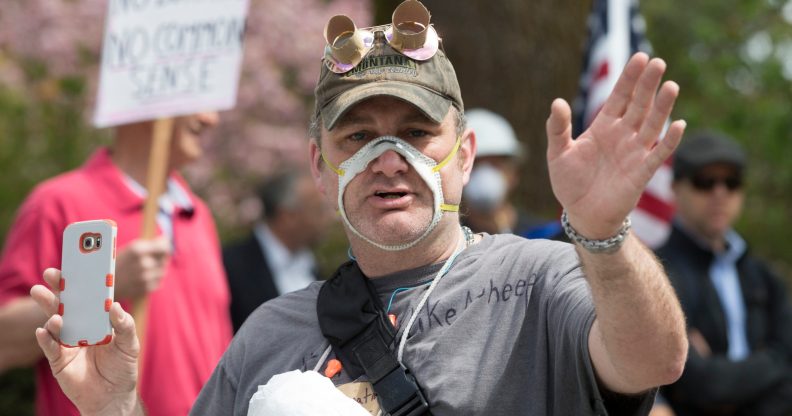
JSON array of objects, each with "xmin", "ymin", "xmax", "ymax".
[{"xmin": 317, "ymin": 260, "xmax": 431, "ymax": 416}]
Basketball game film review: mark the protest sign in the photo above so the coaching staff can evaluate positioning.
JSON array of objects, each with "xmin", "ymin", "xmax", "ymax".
[
  {"xmin": 93, "ymin": 0, "xmax": 249, "ymax": 127},
  {"xmin": 92, "ymin": 0, "xmax": 250, "ymax": 373}
]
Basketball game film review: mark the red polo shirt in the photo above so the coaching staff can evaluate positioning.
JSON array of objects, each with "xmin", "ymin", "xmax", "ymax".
[{"xmin": 0, "ymin": 149, "xmax": 232, "ymax": 416}]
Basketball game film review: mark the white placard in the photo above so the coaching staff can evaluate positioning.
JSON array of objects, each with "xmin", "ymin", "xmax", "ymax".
[{"xmin": 93, "ymin": 0, "xmax": 249, "ymax": 127}]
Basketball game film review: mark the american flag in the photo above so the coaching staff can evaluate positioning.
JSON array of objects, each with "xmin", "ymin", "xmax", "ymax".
[{"xmin": 572, "ymin": 0, "xmax": 674, "ymax": 248}]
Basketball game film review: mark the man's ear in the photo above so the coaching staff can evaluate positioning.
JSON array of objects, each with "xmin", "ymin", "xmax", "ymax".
[
  {"xmin": 460, "ymin": 128, "xmax": 477, "ymax": 186},
  {"xmin": 308, "ymin": 139, "xmax": 326, "ymax": 195}
]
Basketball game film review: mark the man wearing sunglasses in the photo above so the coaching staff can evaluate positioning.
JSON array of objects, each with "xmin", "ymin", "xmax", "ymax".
[
  {"xmin": 657, "ymin": 132, "xmax": 792, "ymax": 416},
  {"xmin": 29, "ymin": 1, "xmax": 689, "ymax": 414}
]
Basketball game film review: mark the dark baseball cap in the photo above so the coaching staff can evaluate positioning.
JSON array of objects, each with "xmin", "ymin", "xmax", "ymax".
[
  {"xmin": 313, "ymin": 28, "xmax": 464, "ymax": 131},
  {"xmin": 673, "ymin": 130, "xmax": 746, "ymax": 179}
]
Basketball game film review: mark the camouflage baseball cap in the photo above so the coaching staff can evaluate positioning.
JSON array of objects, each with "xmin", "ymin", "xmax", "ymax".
[{"xmin": 314, "ymin": 28, "xmax": 464, "ymax": 131}]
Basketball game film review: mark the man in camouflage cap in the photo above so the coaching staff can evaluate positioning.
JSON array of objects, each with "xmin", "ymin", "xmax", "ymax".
[{"xmin": 32, "ymin": 2, "xmax": 689, "ymax": 414}]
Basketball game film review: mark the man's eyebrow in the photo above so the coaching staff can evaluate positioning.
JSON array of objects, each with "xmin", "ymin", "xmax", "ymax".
[{"xmin": 332, "ymin": 109, "xmax": 436, "ymax": 131}]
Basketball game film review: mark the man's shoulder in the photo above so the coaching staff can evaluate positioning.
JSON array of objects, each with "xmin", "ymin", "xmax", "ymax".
[
  {"xmin": 449, "ymin": 233, "xmax": 581, "ymax": 297},
  {"xmin": 223, "ymin": 282, "xmax": 326, "ymax": 374},
  {"xmin": 479, "ymin": 233, "xmax": 579, "ymax": 270},
  {"xmin": 236, "ymin": 281, "xmax": 324, "ymax": 336},
  {"xmin": 16, "ymin": 168, "xmax": 92, "ymax": 219}
]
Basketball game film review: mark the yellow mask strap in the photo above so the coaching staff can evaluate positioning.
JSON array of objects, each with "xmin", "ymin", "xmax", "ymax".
[
  {"xmin": 321, "ymin": 151, "xmax": 345, "ymax": 176},
  {"xmin": 434, "ymin": 136, "xmax": 462, "ymax": 212},
  {"xmin": 432, "ymin": 136, "xmax": 462, "ymax": 173}
]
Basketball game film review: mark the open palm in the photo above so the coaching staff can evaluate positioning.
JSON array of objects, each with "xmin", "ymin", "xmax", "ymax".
[
  {"xmin": 546, "ymin": 53, "xmax": 686, "ymax": 239},
  {"xmin": 31, "ymin": 268, "xmax": 140, "ymax": 415}
]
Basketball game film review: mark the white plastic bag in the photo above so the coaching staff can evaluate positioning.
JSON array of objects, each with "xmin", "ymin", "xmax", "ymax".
[{"xmin": 247, "ymin": 370, "xmax": 370, "ymax": 416}]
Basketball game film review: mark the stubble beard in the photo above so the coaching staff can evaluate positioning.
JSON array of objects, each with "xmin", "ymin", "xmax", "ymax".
[{"xmin": 343, "ymin": 190, "xmax": 435, "ymax": 247}]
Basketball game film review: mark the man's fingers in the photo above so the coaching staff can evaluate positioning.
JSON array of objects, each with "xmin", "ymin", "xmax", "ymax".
[
  {"xmin": 599, "ymin": 53, "xmax": 649, "ymax": 118},
  {"xmin": 30, "ymin": 284, "xmax": 59, "ymax": 317},
  {"xmin": 109, "ymin": 303, "xmax": 140, "ymax": 358},
  {"xmin": 637, "ymin": 81, "xmax": 679, "ymax": 148},
  {"xmin": 622, "ymin": 58, "xmax": 666, "ymax": 129},
  {"xmin": 546, "ymin": 98, "xmax": 573, "ymax": 160},
  {"xmin": 35, "ymin": 325, "xmax": 63, "ymax": 365},
  {"xmin": 37, "ymin": 314, "xmax": 65, "ymax": 367},
  {"xmin": 148, "ymin": 236, "xmax": 172, "ymax": 257},
  {"xmin": 43, "ymin": 268, "xmax": 61, "ymax": 295},
  {"xmin": 646, "ymin": 120, "xmax": 686, "ymax": 172},
  {"xmin": 123, "ymin": 237, "xmax": 171, "ymax": 259}
]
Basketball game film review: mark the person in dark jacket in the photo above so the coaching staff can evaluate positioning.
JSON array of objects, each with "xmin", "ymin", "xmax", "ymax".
[
  {"xmin": 223, "ymin": 170, "xmax": 333, "ymax": 332},
  {"xmin": 657, "ymin": 131, "xmax": 792, "ymax": 416}
]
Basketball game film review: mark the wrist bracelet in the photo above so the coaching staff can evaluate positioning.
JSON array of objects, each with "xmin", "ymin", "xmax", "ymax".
[{"xmin": 561, "ymin": 210, "xmax": 631, "ymax": 254}]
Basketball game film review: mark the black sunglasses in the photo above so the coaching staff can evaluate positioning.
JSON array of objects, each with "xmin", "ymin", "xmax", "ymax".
[{"xmin": 689, "ymin": 174, "xmax": 743, "ymax": 192}]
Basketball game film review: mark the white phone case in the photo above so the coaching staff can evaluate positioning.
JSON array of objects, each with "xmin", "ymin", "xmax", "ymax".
[{"xmin": 59, "ymin": 219, "xmax": 117, "ymax": 347}]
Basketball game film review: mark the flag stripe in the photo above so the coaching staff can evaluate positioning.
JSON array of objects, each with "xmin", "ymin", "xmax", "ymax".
[{"xmin": 572, "ymin": 0, "xmax": 673, "ymax": 248}]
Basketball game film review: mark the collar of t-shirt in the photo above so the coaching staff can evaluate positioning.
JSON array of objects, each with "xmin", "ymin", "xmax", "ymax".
[
  {"xmin": 254, "ymin": 222, "xmax": 316, "ymax": 296},
  {"xmin": 365, "ymin": 234, "xmax": 494, "ymax": 297},
  {"xmin": 123, "ymin": 175, "xmax": 194, "ymax": 246}
]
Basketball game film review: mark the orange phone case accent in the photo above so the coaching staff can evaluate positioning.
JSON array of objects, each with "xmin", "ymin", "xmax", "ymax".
[
  {"xmin": 59, "ymin": 278, "xmax": 65, "ymax": 291},
  {"xmin": 58, "ymin": 303, "xmax": 64, "ymax": 316},
  {"xmin": 96, "ymin": 334, "xmax": 113, "ymax": 345},
  {"xmin": 106, "ymin": 274, "xmax": 114, "ymax": 287},
  {"xmin": 104, "ymin": 298, "xmax": 112, "ymax": 312}
]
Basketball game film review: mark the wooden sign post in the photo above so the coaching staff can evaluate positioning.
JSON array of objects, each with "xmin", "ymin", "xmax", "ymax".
[
  {"xmin": 133, "ymin": 117, "xmax": 173, "ymax": 373},
  {"xmin": 93, "ymin": 0, "xmax": 250, "ymax": 383}
]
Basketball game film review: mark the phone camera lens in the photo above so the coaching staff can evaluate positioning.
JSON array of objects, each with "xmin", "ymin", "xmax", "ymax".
[
  {"xmin": 83, "ymin": 237, "xmax": 95, "ymax": 250},
  {"xmin": 96, "ymin": 236, "xmax": 102, "ymax": 248}
]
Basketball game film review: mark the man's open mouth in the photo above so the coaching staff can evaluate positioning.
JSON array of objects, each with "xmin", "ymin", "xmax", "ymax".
[{"xmin": 375, "ymin": 191, "xmax": 408, "ymax": 199}]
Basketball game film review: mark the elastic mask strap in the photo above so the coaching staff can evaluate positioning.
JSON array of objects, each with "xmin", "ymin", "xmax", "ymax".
[
  {"xmin": 321, "ymin": 151, "xmax": 345, "ymax": 176},
  {"xmin": 432, "ymin": 136, "xmax": 461, "ymax": 173},
  {"xmin": 434, "ymin": 136, "xmax": 462, "ymax": 213}
]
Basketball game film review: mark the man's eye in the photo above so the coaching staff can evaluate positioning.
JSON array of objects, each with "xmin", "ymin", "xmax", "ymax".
[
  {"xmin": 407, "ymin": 130, "xmax": 427, "ymax": 138},
  {"xmin": 349, "ymin": 132, "xmax": 367, "ymax": 141}
]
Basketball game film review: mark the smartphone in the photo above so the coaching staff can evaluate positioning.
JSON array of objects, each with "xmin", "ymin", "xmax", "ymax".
[{"xmin": 59, "ymin": 219, "xmax": 118, "ymax": 347}]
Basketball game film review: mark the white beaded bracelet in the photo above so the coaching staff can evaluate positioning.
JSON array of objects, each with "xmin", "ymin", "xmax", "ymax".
[{"xmin": 561, "ymin": 210, "xmax": 631, "ymax": 254}]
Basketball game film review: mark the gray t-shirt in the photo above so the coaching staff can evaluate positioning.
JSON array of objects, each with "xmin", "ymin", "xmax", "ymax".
[{"xmin": 192, "ymin": 234, "xmax": 654, "ymax": 415}]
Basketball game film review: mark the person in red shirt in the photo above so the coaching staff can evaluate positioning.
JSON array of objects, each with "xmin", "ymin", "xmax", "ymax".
[{"xmin": 0, "ymin": 113, "xmax": 233, "ymax": 416}]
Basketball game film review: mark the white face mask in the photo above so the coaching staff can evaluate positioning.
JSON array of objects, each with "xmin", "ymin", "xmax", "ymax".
[
  {"xmin": 463, "ymin": 163, "xmax": 507, "ymax": 212},
  {"xmin": 321, "ymin": 135, "xmax": 461, "ymax": 251}
]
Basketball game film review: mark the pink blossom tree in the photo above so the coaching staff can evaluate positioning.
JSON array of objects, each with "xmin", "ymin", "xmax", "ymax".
[{"xmin": 0, "ymin": 0, "xmax": 371, "ymax": 232}]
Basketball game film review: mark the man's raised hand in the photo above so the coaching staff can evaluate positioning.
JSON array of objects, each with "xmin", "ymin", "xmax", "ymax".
[{"xmin": 546, "ymin": 52, "xmax": 686, "ymax": 240}]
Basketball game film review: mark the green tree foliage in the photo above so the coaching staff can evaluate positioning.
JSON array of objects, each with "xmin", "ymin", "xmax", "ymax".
[
  {"xmin": 643, "ymin": 0, "xmax": 792, "ymax": 276},
  {"xmin": 0, "ymin": 79, "xmax": 109, "ymax": 244}
]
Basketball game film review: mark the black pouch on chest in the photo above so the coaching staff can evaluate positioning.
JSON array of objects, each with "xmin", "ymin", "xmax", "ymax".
[{"xmin": 317, "ymin": 260, "xmax": 431, "ymax": 416}]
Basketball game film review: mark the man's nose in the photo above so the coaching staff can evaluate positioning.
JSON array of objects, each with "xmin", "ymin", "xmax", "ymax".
[
  {"xmin": 708, "ymin": 182, "xmax": 739, "ymax": 202},
  {"xmin": 370, "ymin": 149, "xmax": 409, "ymax": 177}
]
